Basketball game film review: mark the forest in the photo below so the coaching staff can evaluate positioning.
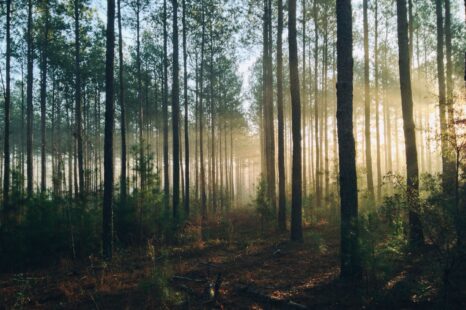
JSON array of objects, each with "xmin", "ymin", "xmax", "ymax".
[{"xmin": 0, "ymin": 0, "xmax": 465, "ymax": 308}]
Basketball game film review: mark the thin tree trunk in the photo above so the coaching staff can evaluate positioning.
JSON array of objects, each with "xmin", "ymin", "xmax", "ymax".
[
  {"xmin": 263, "ymin": 0, "xmax": 276, "ymax": 212},
  {"xmin": 172, "ymin": 0, "xmax": 180, "ymax": 221},
  {"xmin": 396, "ymin": 0, "xmax": 424, "ymax": 246},
  {"xmin": 313, "ymin": 0, "xmax": 321, "ymax": 208},
  {"xmin": 374, "ymin": 0, "xmax": 382, "ymax": 202},
  {"xmin": 182, "ymin": 0, "xmax": 190, "ymax": 216},
  {"xmin": 288, "ymin": 0, "xmax": 302, "ymax": 242},
  {"xmin": 3, "ymin": 0, "xmax": 11, "ymax": 212},
  {"xmin": 435, "ymin": 0, "xmax": 454, "ymax": 194},
  {"xmin": 363, "ymin": 0, "xmax": 375, "ymax": 202},
  {"xmin": 445, "ymin": 0, "xmax": 457, "ymax": 185},
  {"xmin": 383, "ymin": 18, "xmax": 392, "ymax": 175},
  {"xmin": 302, "ymin": 0, "xmax": 307, "ymax": 197},
  {"xmin": 199, "ymin": 2, "xmax": 207, "ymax": 219},
  {"xmin": 75, "ymin": 0, "xmax": 85, "ymax": 198},
  {"xmin": 26, "ymin": 0, "xmax": 34, "ymax": 199},
  {"xmin": 40, "ymin": 3, "xmax": 49, "ymax": 194},
  {"xmin": 135, "ymin": 0, "xmax": 144, "ymax": 191},
  {"xmin": 118, "ymin": 0, "xmax": 127, "ymax": 206},
  {"xmin": 323, "ymin": 14, "xmax": 329, "ymax": 201},
  {"xmin": 277, "ymin": 0, "xmax": 286, "ymax": 231},
  {"xmin": 163, "ymin": 0, "xmax": 170, "ymax": 214},
  {"xmin": 209, "ymin": 28, "xmax": 216, "ymax": 213},
  {"xmin": 103, "ymin": 0, "xmax": 115, "ymax": 260}
]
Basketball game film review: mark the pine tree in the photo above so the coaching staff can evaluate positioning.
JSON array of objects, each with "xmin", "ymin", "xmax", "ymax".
[
  {"xmin": 288, "ymin": 0, "xmax": 302, "ymax": 242},
  {"xmin": 103, "ymin": 0, "xmax": 116, "ymax": 261},
  {"xmin": 396, "ymin": 0, "xmax": 424, "ymax": 246},
  {"xmin": 336, "ymin": 0, "xmax": 361, "ymax": 279}
]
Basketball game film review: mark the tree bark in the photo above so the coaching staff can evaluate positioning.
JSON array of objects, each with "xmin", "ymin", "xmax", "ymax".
[
  {"xmin": 313, "ymin": 0, "xmax": 321, "ymax": 208},
  {"xmin": 435, "ymin": 0, "xmax": 454, "ymax": 195},
  {"xmin": 199, "ymin": 2, "xmax": 207, "ymax": 220},
  {"xmin": 172, "ymin": 0, "xmax": 180, "ymax": 221},
  {"xmin": 263, "ymin": 0, "xmax": 276, "ymax": 212},
  {"xmin": 27, "ymin": 0, "xmax": 34, "ymax": 199},
  {"xmin": 3, "ymin": 0, "xmax": 11, "ymax": 211},
  {"xmin": 363, "ymin": 0, "xmax": 375, "ymax": 203},
  {"xmin": 288, "ymin": 0, "xmax": 302, "ymax": 242},
  {"xmin": 135, "ymin": 0, "xmax": 144, "ymax": 191},
  {"xmin": 301, "ymin": 0, "xmax": 307, "ymax": 197},
  {"xmin": 163, "ymin": 0, "xmax": 170, "ymax": 214},
  {"xmin": 374, "ymin": 0, "xmax": 382, "ymax": 202},
  {"xmin": 444, "ymin": 0, "xmax": 457, "ymax": 188},
  {"xmin": 182, "ymin": 0, "xmax": 190, "ymax": 217},
  {"xmin": 277, "ymin": 0, "xmax": 286, "ymax": 231},
  {"xmin": 40, "ymin": 2, "xmax": 49, "ymax": 193},
  {"xmin": 75, "ymin": 0, "xmax": 85, "ymax": 198},
  {"xmin": 336, "ymin": 0, "xmax": 361, "ymax": 279},
  {"xmin": 396, "ymin": 0, "xmax": 424, "ymax": 246},
  {"xmin": 103, "ymin": 0, "xmax": 116, "ymax": 260},
  {"xmin": 118, "ymin": 0, "xmax": 127, "ymax": 206}
]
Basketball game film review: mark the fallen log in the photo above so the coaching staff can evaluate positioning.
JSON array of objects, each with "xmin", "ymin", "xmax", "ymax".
[{"xmin": 235, "ymin": 284, "xmax": 307, "ymax": 310}]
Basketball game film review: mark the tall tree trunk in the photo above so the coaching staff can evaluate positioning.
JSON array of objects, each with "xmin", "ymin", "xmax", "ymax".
[
  {"xmin": 435, "ymin": 0, "xmax": 454, "ymax": 195},
  {"xmin": 374, "ymin": 0, "xmax": 382, "ymax": 202},
  {"xmin": 118, "ymin": 0, "xmax": 127, "ymax": 206},
  {"xmin": 182, "ymin": 0, "xmax": 190, "ymax": 217},
  {"xmin": 444, "ymin": 0, "xmax": 457, "ymax": 185},
  {"xmin": 40, "ymin": 2, "xmax": 49, "ymax": 193},
  {"xmin": 396, "ymin": 0, "xmax": 424, "ymax": 246},
  {"xmin": 3, "ymin": 0, "xmax": 11, "ymax": 212},
  {"xmin": 383, "ymin": 19, "xmax": 392, "ymax": 174},
  {"xmin": 336, "ymin": 0, "xmax": 361, "ymax": 279},
  {"xmin": 277, "ymin": 0, "xmax": 286, "ymax": 231},
  {"xmin": 199, "ymin": 2, "xmax": 207, "ymax": 219},
  {"xmin": 172, "ymin": 0, "xmax": 180, "ymax": 221},
  {"xmin": 209, "ymin": 29, "xmax": 216, "ymax": 213},
  {"xmin": 408, "ymin": 0, "xmax": 413, "ymax": 66},
  {"xmin": 313, "ymin": 0, "xmax": 321, "ymax": 208},
  {"xmin": 75, "ymin": 0, "xmax": 85, "ymax": 198},
  {"xmin": 194, "ymin": 53, "xmax": 199, "ymax": 200},
  {"xmin": 163, "ymin": 0, "xmax": 170, "ymax": 214},
  {"xmin": 323, "ymin": 13, "xmax": 329, "ymax": 201},
  {"xmin": 301, "ymin": 0, "xmax": 307, "ymax": 197},
  {"xmin": 135, "ymin": 0, "xmax": 144, "ymax": 191},
  {"xmin": 263, "ymin": 0, "xmax": 276, "ymax": 212},
  {"xmin": 288, "ymin": 0, "xmax": 302, "ymax": 242},
  {"xmin": 26, "ymin": 0, "xmax": 34, "ymax": 199},
  {"xmin": 363, "ymin": 0, "xmax": 375, "ymax": 203},
  {"xmin": 20, "ymin": 59, "xmax": 25, "ymax": 196},
  {"xmin": 103, "ymin": 0, "xmax": 115, "ymax": 260}
]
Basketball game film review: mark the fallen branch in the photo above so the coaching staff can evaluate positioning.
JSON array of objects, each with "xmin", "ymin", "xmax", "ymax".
[
  {"xmin": 172, "ymin": 275, "xmax": 206, "ymax": 283},
  {"xmin": 199, "ymin": 261, "xmax": 221, "ymax": 268},
  {"xmin": 235, "ymin": 284, "xmax": 307, "ymax": 309}
]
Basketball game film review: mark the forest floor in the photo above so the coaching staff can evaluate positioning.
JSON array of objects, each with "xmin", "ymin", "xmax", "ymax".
[{"xmin": 1, "ymin": 209, "xmax": 465, "ymax": 309}]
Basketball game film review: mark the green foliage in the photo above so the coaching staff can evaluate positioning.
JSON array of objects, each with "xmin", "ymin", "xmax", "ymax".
[
  {"xmin": 0, "ymin": 196, "xmax": 100, "ymax": 271},
  {"xmin": 11, "ymin": 166, "xmax": 25, "ymax": 207},
  {"xmin": 139, "ymin": 243, "xmax": 180, "ymax": 307},
  {"xmin": 253, "ymin": 175, "xmax": 275, "ymax": 232},
  {"xmin": 420, "ymin": 174, "xmax": 457, "ymax": 252},
  {"xmin": 115, "ymin": 143, "xmax": 166, "ymax": 246},
  {"xmin": 359, "ymin": 198, "xmax": 408, "ymax": 287},
  {"xmin": 138, "ymin": 266, "xmax": 172, "ymax": 305},
  {"xmin": 359, "ymin": 172, "xmax": 466, "ymax": 302}
]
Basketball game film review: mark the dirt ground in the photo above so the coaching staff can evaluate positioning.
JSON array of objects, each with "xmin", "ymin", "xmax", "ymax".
[{"xmin": 0, "ymin": 212, "xmax": 463, "ymax": 309}]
